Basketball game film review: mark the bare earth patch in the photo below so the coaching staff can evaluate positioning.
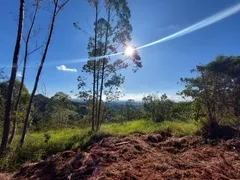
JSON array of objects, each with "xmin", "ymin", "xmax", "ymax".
[
  {"xmin": 11, "ymin": 132, "xmax": 240, "ymax": 180},
  {"xmin": 0, "ymin": 173, "xmax": 13, "ymax": 180}
]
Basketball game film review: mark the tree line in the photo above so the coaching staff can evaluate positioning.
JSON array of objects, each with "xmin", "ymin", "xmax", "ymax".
[{"xmin": 1, "ymin": 55, "xmax": 239, "ymax": 150}]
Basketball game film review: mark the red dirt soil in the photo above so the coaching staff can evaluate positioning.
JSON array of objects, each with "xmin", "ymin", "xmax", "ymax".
[{"xmin": 9, "ymin": 132, "xmax": 240, "ymax": 179}]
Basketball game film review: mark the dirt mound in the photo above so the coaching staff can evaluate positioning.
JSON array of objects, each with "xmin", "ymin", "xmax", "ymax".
[{"xmin": 12, "ymin": 132, "xmax": 240, "ymax": 180}]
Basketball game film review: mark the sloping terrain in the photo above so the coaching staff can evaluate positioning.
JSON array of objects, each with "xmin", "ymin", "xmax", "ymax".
[{"xmin": 11, "ymin": 132, "xmax": 240, "ymax": 180}]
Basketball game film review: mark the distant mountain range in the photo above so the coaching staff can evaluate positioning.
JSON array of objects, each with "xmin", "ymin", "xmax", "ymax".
[
  {"xmin": 71, "ymin": 99, "xmax": 143, "ymax": 111},
  {"xmin": 71, "ymin": 98, "xmax": 142, "ymax": 105}
]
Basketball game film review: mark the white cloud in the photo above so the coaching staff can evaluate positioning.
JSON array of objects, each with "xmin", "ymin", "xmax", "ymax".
[
  {"xmin": 167, "ymin": 94, "xmax": 192, "ymax": 102},
  {"xmin": 16, "ymin": 72, "xmax": 22, "ymax": 77},
  {"xmin": 56, "ymin": 65, "xmax": 77, "ymax": 72},
  {"xmin": 119, "ymin": 93, "xmax": 145, "ymax": 101},
  {"xmin": 117, "ymin": 92, "xmax": 192, "ymax": 102}
]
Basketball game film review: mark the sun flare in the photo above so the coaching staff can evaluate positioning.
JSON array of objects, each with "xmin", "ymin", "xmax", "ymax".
[{"xmin": 125, "ymin": 46, "xmax": 135, "ymax": 56}]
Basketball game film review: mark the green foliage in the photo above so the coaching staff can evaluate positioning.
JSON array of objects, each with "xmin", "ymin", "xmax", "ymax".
[
  {"xmin": 143, "ymin": 93, "xmax": 175, "ymax": 122},
  {"xmin": 32, "ymin": 94, "xmax": 49, "ymax": 124},
  {"xmin": 171, "ymin": 102, "xmax": 192, "ymax": 121},
  {"xmin": 0, "ymin": 80, "xmax": 30, "ymax": 122},
  {"xmin": 44, "ymin": 132, "xmax": 51, "ymax": 143},
  {"xmin": 0, "ymin": 128, "xmax": 92, "ymax": 170},
  {"xmin": 32, "ymin": 92, "xmax": 89, "ymax": 130},
  {"xmin": 124, "ymin": 99, "xmax": 138, "ymax": 120},
  {"xmin": 108, "ymin": 97, "xmax": 193, "ymax": 123},
  {"xmin": 77, "ymin": 0, "xmax": 143, "ymax": 131},
  {"xmin": 180, "ymin": 55, "xmax": 240, "ymax": 137},
  {"xmin": 107, "ymin": 101, "xmax": 144, "ymax": 122}
]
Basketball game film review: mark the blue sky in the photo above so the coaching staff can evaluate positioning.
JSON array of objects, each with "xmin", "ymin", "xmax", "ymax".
[{"xmin": 1, "ymin": 0, "xmax": 240, "ymax": 101}]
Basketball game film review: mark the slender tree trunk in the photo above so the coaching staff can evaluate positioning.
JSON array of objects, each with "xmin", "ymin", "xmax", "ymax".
[
  {"xmin": 88, "ymin": 98, "xmax": 91, "ymax": 125},
  {"xmin": 8, "ymin": 117, "xmax": 16, "ymax": 145},
  {"xmin": 19, "ymin": 2, "xmax": 58, "ymax": 147},
  {"xmin": 201, "ymin": 71, "xmax": 217, "ymax": 125},
  {"xmin": 8, "ymin": 2, "xmax": 39, "ymax": 145},
  {"xmin": 95, "ymin": 61, "xmax": 100, "ymax": 129},
  {"xmin": 92, "ymin": 64, "xmax": 96, "ymax": 131},
  {"xmin": 92, "ymin": 3, "xmax": 98, "ymax": 131},
  {"xmin": 0, "ymin": 0, "xmax": 24, "ymax": 154},
  {"xmin": 97, "ymin": 8, "xmax": 111, "ymax": 130}
]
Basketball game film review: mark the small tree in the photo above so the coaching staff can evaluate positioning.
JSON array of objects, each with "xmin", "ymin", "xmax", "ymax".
[
  {"xmin": 0, "ymin": 80, "xmax": 30, "ymax": 143},
  {"xmin": 78, "ymin": 0, "xmax": 142, "ymax": 131},
  {"xmin": 0, "ymin": 0, "xmax": 24, "ymax": 154},
  {"xmin": 20, "ymin": 0, "xmax": 70, "ymax": 147},
  {"xmin": 180, "ymin": 55, "xmax": 240, "ymax": 137}
]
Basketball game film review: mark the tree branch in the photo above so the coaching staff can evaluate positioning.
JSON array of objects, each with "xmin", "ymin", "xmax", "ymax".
[
  {"xmin": 28, "ymin": 44, "xmax": 44, "ymax": 55},
  {"xmin": 56, "ymin": 0, "xmax": 70, "ymax": 15}
]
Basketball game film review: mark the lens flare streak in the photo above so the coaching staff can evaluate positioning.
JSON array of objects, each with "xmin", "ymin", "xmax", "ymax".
[
  {"xmin": 136, "ymin": 3, "xmax": 240, "ymax": 50},
  {"xmin": 74, "ymin": 2, "xmax": 240, "ymax": 64},
  {"xmin": 2, "ymin": 3, "xmax": 240, "ymax": 67}
]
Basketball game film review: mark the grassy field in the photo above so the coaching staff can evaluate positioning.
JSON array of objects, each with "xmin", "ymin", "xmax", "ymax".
[
  {"xmin": 100, "ymin": 119, "xmax": 198, "ymax": 137},
  {"xmin": 0, "ymin": 119, "xmax": 198, "ymax": 171}
]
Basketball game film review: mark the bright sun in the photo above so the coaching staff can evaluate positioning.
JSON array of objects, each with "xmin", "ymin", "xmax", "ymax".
[{"xmin": 125, "ymin": 46, "xmax": 135, "ymax": 56}]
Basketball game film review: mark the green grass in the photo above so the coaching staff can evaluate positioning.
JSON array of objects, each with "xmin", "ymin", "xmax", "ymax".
[
  {"xmin": 0, "ymin": 119, "xmax": 198, "ymax": 171},
  {"xmin": 0, "ymin": 128, "xmax": 93, "ymax": 170},
  {"xmin": 100, "ymin": 119, "xmax": 198, "ymax": 137}
]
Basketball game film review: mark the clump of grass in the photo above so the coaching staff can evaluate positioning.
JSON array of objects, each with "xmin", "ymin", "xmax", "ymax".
[{"xmin": 0, "ymin": 119, "xmax": 198, "ymax": 171}]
